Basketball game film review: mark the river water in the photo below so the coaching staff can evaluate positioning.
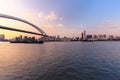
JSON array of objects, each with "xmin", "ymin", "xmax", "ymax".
[{"xmin": 0, "ymin": 42, "xmax": 120, "ymax": 80}]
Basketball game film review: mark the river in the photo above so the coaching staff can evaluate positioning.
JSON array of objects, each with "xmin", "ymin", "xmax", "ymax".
[{"xmin": 0, "ymin": 42, "xmax": 120, "ymax": 80}]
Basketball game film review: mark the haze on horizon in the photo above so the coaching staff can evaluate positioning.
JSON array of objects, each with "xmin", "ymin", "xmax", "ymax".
[{"xmin": 0, "ymin": 0, "xmax": 120, "ymax": 39}]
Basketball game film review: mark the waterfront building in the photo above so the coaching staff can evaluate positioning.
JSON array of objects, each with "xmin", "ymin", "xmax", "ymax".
[
  {"xmin": 20, "ymin": 35, "xmax": 22, "ymax": 41},
  {"xmin": 86, "ymin": 35, "xmax": 92, "ymax": 40},
  {"xmin": 108, "ymin": 35, "xmax": 114, "ymax": 40},
  {"xmin": 31, "ymin": 37, "xmax": 36, "ymax": 42},
  {"xmin": 15, "ymin": 37, "xmax": 21, "ymax": 41},
  {"xmin": 23, "ymin": 36, "xmax": 28, "ymax": 41},
  {"xmin": 103, "ymin": 34, "xmax": 107, "ymax": 39},
  {"xmin": 81, "ymin": 32, "xmax": 84, "ymax": 40},
  {"xmin": 44, "ymin": 36, "xmax": 56, "ymax": 41},
  {"xmin": 81, "ymin": 31, "xmax": 87, "ymax": 40},
  {"xmin": 0, "ymin": 34, "xmax": 5, "ymax": 41},
  {"xmin": 56, "ymin": 35, "xmax": 61, "ymax": 41},
  {"xmin": 93, "ymin": 35, "xmax": 98, "ymax": 39},
  {"xmin": 83, "ymin": 31, "xmax": 86, "ymax": 40}
]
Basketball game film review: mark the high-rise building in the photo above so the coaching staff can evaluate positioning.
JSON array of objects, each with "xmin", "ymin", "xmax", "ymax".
[
  {"xmin": 83, "ymin": 31, "xmax": 86, "ymax": 40},
  {"xmin": 0, "ymin": 34, "xmax": 5, "ymax": 41},
  {"xmin": 86, "ymin": 35, "xmax": 92, "ymax": 39},
  {"xmin": 81, "ymin": 31, "xmax": 87, "ymax": 40},
  {"xmin": 81, "ymin": 32, "xmax": 84, "ymax": 40},
  {"xmin": 23, "ymin": 36, "xmax": 28, "ymax": 41},
  {"xmin": 108, "ymin": 35, "xmax": 114, "ymax": 40},
  {"xmin": 20, "ymin": 35, "xmax": 22, "ymax": 41},
  {"xmin": 56, "ymin": 35, "xmax": 60, "ymax": 41}
]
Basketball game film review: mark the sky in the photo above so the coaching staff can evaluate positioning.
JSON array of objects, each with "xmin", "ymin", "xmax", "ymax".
[{"xmin": 0, "ymin": 0, "xmax": 120, "ymax": 38}]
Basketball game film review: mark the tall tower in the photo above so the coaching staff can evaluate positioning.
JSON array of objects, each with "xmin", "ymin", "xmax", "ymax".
[
  {"xmin": 81, "ymin": 32, "xmax": 84, "ymax": 40},
  {"xmin": 83, "ymin": 31, "xmax": 86, "ymax": 40},
  {"xmin": 0, "ymin": 34, "xmax": 5, "ymax": 41},
  {"xmin": 20, "ymin": 35, "xmax": 22, "ymax": 41}
]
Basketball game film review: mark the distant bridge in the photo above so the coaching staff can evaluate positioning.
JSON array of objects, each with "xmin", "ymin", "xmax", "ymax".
[{"xmin": 0, "ymin": 14, "xmax": 47, "ymax": 37}]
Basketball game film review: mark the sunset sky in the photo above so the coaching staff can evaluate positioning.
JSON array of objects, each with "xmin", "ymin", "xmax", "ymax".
[{"xmin": 0, "ymin": 0, "xmax": 120, "ymax": 39}]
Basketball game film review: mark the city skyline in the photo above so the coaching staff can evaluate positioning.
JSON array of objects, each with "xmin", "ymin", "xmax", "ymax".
[
  {"xmin": 1, "ymin": 30, "xmax": 120, "ymax": 42},
  {"xmin": 0, "ymin": 0, "xmax": 120, "ymax": 38}
]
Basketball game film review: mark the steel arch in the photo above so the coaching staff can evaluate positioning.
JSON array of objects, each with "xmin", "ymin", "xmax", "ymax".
[{"xmin": 0, "ymin": 14, "xmax": 47, "ymax": 36}]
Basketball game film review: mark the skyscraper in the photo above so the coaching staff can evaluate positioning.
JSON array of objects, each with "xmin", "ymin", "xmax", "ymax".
[
  {"xmin": 83, "ymin": 31, "xmax": 86, "ymax": 40},
  {"xmin": 0, "ymin": 34, "xmax": 5, "ymax": 41}
]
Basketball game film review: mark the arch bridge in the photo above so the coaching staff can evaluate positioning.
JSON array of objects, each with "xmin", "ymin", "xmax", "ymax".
[{"xmin": 0, "ymin": 14, "xmax": 47, "ymax": 37}]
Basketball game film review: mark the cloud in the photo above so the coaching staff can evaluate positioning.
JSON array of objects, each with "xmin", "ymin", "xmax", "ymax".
[
  {"xmin": 38, "ymin": 11, "xmax": 58, "ymax": 21},
  {"xmin": 104, "ymin": 19, "xmax": 112, "ymax": 23},
  {"xmin": 38, "ymin": 11, "xmax": 63, "ymax": 21},
  {"xmin": 44, "ymin": 23, "xmax": 64, "ymax": 29},
  {"xmin": 88, "ymin": 19, "xmax": 120, "ymax": 35},
  {"xmin": 59, "ymin": 18, "xmax": 63, "ymax": 20},
  {"xmin": 38, "ymin": 12, "xmax": 43, "ymax": 18},
  {"xmin": 109, "ymin": 25, "xmax": 120, "ymax": 29},
  {"xmin": 44, "ymin": 24, "xmax": 53, "ymax": 28},
  {"xmin": 37, "ymin": 11, "xmax": 64, "ymax": 36},
  {"xmin": 44, "ymin": 11, "xmax": 58, "ymax": 21},
  {"xmin": 57, "ymin": 23, "xmax": 64, "ymax": 27}
]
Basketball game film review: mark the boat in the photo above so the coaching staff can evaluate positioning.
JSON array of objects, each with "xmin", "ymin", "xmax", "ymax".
[
  {"xmin": 80, "ymin": 40, "xmax": 94, "ymax": 42},
  {"xmin": 10, "ymin": 40, "xmax": 44, "ymax": 44}
]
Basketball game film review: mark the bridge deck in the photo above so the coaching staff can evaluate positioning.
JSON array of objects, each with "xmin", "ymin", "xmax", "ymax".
[{"xmin": 0, "ymin": 26, "xmax": 42, "ymax": 36}]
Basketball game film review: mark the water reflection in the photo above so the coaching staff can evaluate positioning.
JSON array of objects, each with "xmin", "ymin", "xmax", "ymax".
[{"xmin": 0, "ymin": 42, "xmax": 120, "ymax": 80}]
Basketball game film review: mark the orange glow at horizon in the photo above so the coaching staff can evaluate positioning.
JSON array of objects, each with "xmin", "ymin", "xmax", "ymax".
[
  {"xmin": 0, "ymin": 0, "xmax": 46, "ymax": 39},
  {"xmin": 0, "ymin": 18, "xmax": 41, "ymax": 39}
]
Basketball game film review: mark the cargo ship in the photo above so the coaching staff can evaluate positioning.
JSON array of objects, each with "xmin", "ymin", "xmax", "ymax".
[{"xmin": 10, "ymin": 40, "xmax": 44, "ymax": 44}]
